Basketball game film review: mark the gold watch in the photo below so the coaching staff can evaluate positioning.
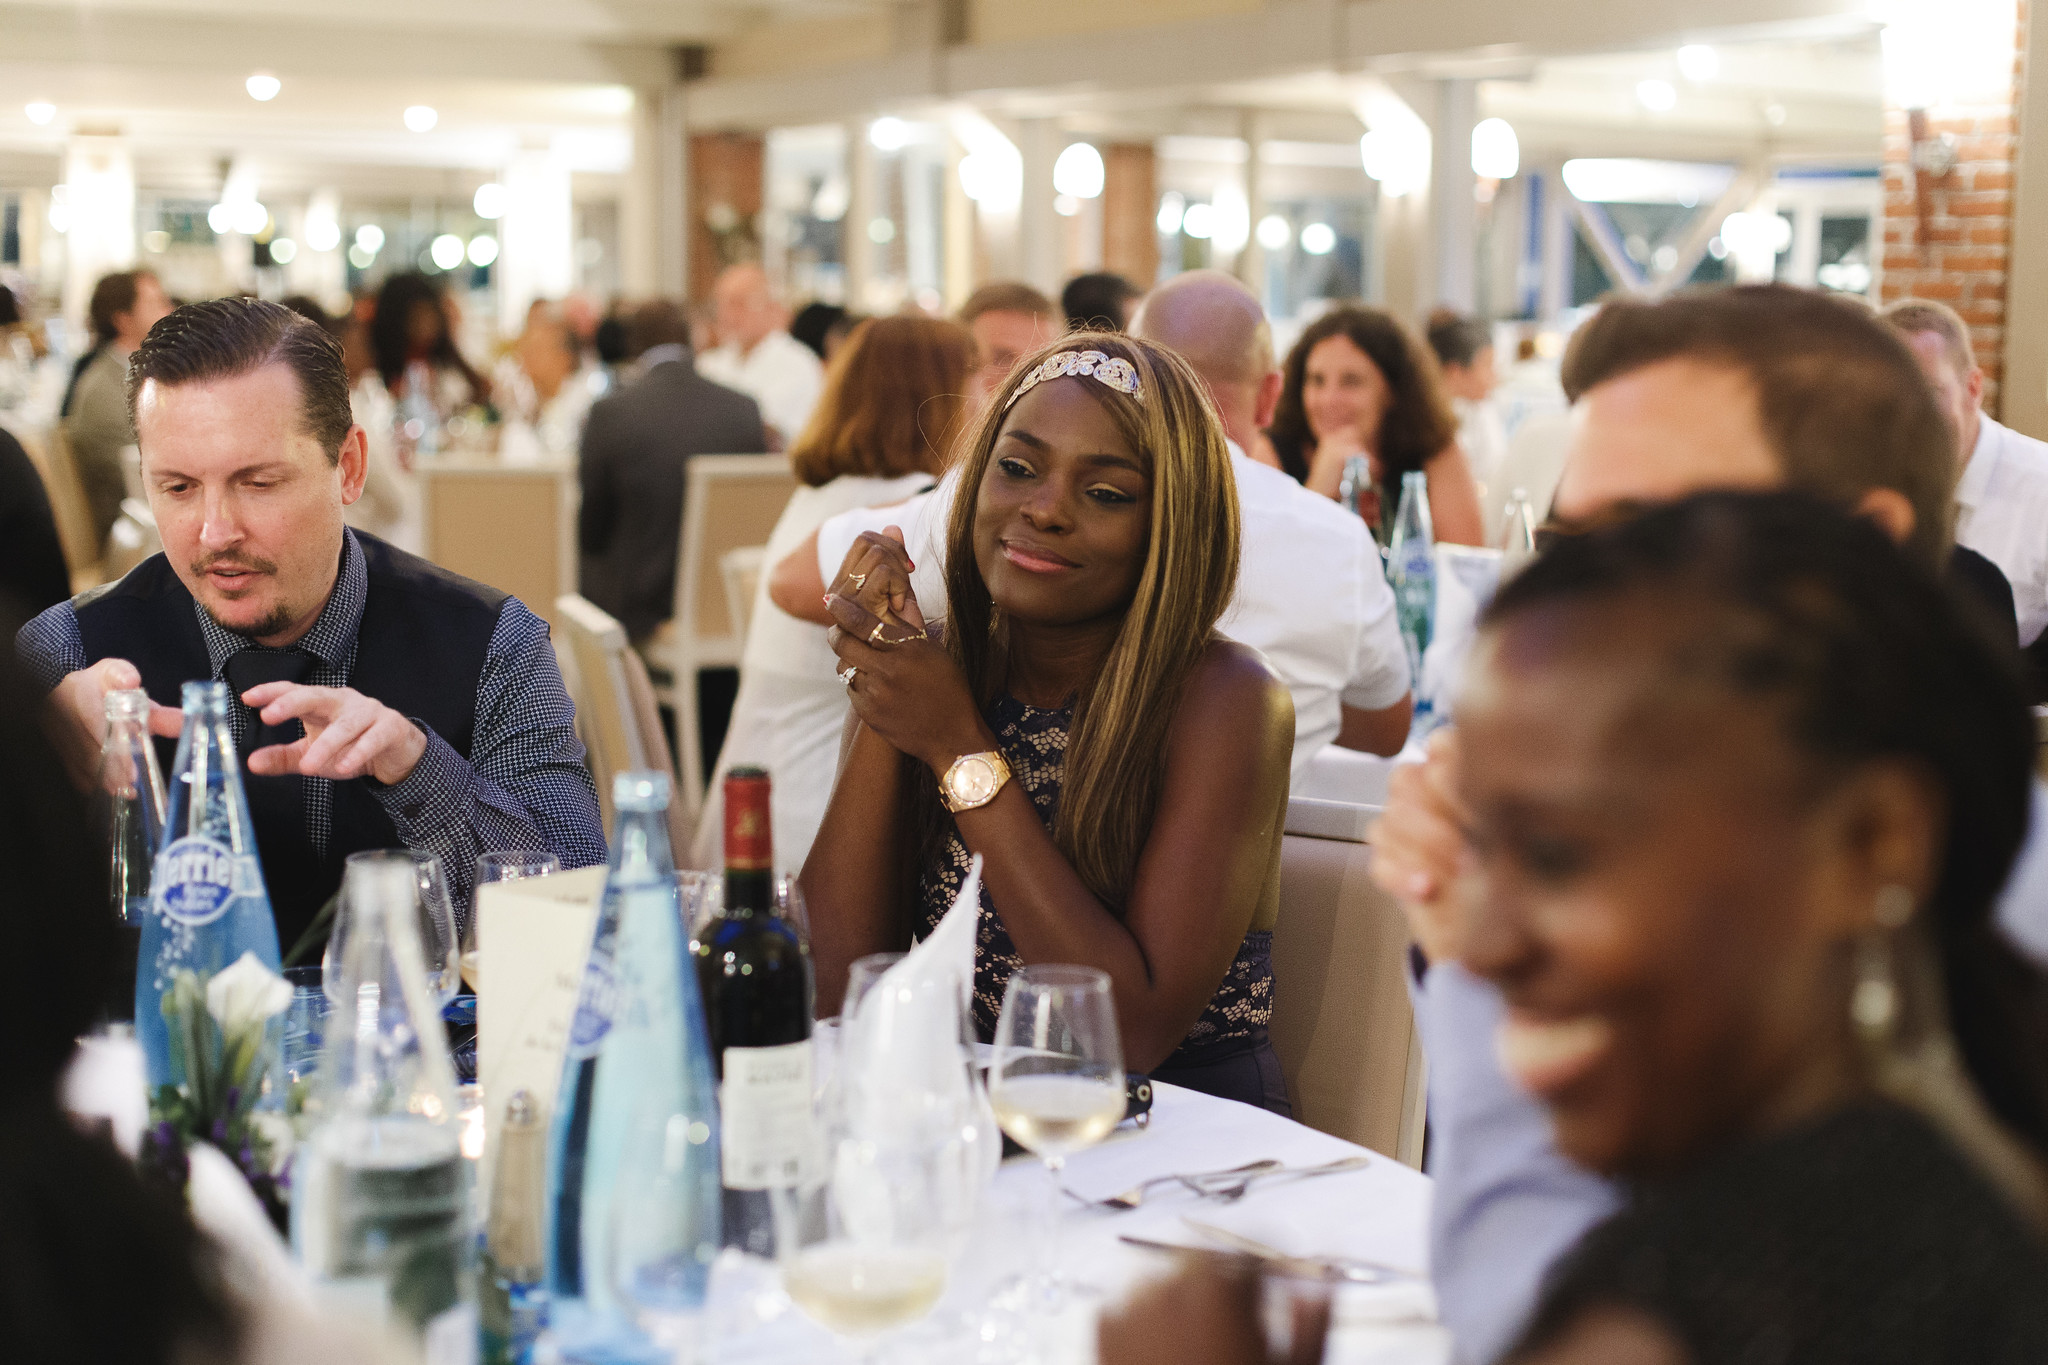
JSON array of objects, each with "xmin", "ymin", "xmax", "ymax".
[{"xmin": 940, "ymin": 750, "xmax": 1012, "ymax": 813}]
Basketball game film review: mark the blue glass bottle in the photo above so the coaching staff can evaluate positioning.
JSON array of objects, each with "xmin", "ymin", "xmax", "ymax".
[
  {"xmin": 1387, "ymin": 469, "xmax": 1437, "ymax": 732},
  {"xmin": 140, "ymin": 681, "xmax": 287, "ymax": 1196},
  {"xmin": 544, "ymin": 772, "xmax": 721, "ymax": 1363}
]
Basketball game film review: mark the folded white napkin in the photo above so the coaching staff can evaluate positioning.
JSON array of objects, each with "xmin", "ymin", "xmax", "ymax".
[{"xmin": 838, "ymin": 853, "xmax": 1000, "ymax": 1226}]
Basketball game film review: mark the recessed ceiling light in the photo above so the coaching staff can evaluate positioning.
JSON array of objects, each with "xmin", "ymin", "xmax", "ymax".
[
  {"xmin": 404, "ymin": 105, "xmax": 438, "ymax": 133},
  {"xmin": 25, "ymin": 101, "xmax": 55, "ymax": 126},
  {"xmin": 246, "ymin": 73, "xmax": 281, "ymax": 102}
]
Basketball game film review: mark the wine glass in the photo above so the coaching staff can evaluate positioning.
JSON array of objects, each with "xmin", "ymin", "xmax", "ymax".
[
  {"xmin": 412, "ymin": 853, "xmax": 462, "ymax": 1007},
  {"xmin": 844, "ymin": 951, "xmax": 906, "ymax": 1021},
  {"xmin": 781, "ymin": 1135, "xmax": 953, "ymax": 1360},
  {"xmin": 987, "ymin": 964, "xmax": 1125, "ymax": 1309},
  {"xmin": 467, "ymin": 851, "xmax": 560, "ymax": 992}
]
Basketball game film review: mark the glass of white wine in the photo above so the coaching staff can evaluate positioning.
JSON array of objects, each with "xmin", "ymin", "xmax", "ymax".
[
  {"xmin": 781, "ymin": 1136, "xmax": 953, "ymax": 1360},
  {"xmin": 466, "ymin": 850, "xmax": 560, "ymax": 992},
  {"xmin": 986, "ymin": 963, "xmax": 1126, "ymax": 1309}
]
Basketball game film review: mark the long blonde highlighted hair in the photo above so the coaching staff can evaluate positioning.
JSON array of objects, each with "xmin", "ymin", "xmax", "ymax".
[{"xmin": 928, "ymin": 332, "xmax": 1240, "ymax": 910}]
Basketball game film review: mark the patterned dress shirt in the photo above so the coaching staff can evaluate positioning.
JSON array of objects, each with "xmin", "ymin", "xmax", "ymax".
[{"xmin": 16, "ymin": 530, "xmax": 605, "ymax": 921}]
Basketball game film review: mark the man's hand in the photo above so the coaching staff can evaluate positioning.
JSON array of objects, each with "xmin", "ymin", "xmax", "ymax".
[
  {"xmin": 1370, "ymin": 726, "xmax": 1473, "ymax": 966},
  {"xmin": 46, "ymin": 658, "xmax": 182, "ymax": 783},
  {"xmin": 238, "ymin": 682, "xmax": 428, "ymax": 785}
]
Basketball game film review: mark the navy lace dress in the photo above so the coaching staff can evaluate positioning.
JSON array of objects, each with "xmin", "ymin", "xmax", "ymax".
[{"xmin": 916, "ymin": 694, "xmax": 1290, "ymax": 1114}]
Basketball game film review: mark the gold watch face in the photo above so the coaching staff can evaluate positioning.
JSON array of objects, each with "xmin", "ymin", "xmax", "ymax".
[{"xmin": 948, "ymin": 754, "xmax": 1000, "ymax": 806}]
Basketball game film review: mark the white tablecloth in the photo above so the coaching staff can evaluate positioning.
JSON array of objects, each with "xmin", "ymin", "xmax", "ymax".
[{"xmin": 67, "ymin": 1037, "xmax": 1447, "ymax": 1365}]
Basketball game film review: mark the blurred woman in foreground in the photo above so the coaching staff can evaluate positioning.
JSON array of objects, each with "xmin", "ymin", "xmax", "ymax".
[
  {"xmin": 694, "ymin": 315, "xmax": 972, "ymax": 872},
  {"xmin": 1104, "ymin": 492, "xmax": 2048, "ymax": 1362}
]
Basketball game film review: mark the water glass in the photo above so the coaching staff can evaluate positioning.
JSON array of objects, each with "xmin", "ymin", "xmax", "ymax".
[
  {"xmin": 844, "ymin": 952, "xmax": 906, "ymax": 1021},
  {"xmin": 413, "ymin": 854, "xmax": 461, "ymax": 1006}
]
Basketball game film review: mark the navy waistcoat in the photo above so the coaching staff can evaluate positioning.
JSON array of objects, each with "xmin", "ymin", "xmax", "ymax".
[{"xmin": 72, "ymin": 533, "xmax": 507, "ymax": 953}]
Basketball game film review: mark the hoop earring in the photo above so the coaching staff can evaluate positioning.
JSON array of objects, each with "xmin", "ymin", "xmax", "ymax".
[{"xmin": 1852, "ymin": 883, "xmax": 1916, "ymax": 1044}]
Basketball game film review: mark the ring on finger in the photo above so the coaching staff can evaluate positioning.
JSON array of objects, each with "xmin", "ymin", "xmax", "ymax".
[
  {"xmin": 838, "ymin": 666, "xmax": 858, "ymax": 685},
  {"xmin": 846, "ymin": 571, "xmax": 868, "ymax": 592}
]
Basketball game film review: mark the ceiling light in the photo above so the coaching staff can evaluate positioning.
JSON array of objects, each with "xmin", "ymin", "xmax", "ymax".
[
  {"xmin": 1054, "ymin": 194, "xmax": 1081, "ymax": 217},
  {"xmin": 354, "ymin": 223, "xmax": 385, "ymax": 252},
  {"xmin": 232, "ymin": 201, "xmax": 269, "ymax": 236},
  {"xmin": 467, "ymin": 234, "xmax": 499, "ymax": 267},
  {"xmin": 1677, "ymin": 45, "xmax": 1719, "ymax": 82},
  {"xmin": 430, "ymin": 233, "xmax": 466, "ymax": 270},
  {"xmin": 24, "ymin": 101, "xmax": 56, "ymax": 126},
  {"xmin": 1471, "ymin": 117, "xmax": 1520, "ymax": 180},
  {"xmin": 305, "ymin": 218, "xmax": 341, "ymax": 252},
  {"xmin": 1360, "ymin": 125, "xmax": 1429, "ymax": 199},
  {"xmin": 404, "ymin": 105, "xmax": 438, "ymax": 133},
  {"xmin": 1300, "ymin": 222, "xmax": 1337, "ymax": 255},
  {"xmin": 1156, "ymin": 191, "xmax": 1185, "ymax": 236},
  {"xmin": 1636, "ymin": 79, "xmax": 1678, "ymax": 112},
  {"xmin": 1256, "ymin": 214, "xmax": 1291, "ymax": 250},
  {"xmin": 347, "ymin": 243, "xmax": 375, "ymax": 269},
  {"xmin": 958, "ymin": 150, "xmax": 1021, "ymax": 207},
  {"xmin": 1182, "ymin": 202, "xmax": 1216, "ymax": 240},
  {"xmin": 207, "ymin": 203, "xmax": 234, "ymax": 234},
  {"xmin": 246, "ymin": 73, "xmax": 281, "ymax": 102},
  {"xmin": 1052, "ymin": 142, "xmax": 1106, "ymax": 199},
  {"xmin": 472, "ymin": 182, "xmax": 507, "ymax": 219},
  {"xmin": 268, "ymin": 237, "xmax": 297, "ymax": 264},
  {"xmin": 868, "ymin": 117, "xmax": 909, "ymax": 152}
]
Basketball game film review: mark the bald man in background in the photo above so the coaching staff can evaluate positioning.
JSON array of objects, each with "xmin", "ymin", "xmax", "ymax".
[
  {"xmin": 697, "ymin": 263, "xmax": 824, "ymax": 446},
  {"xmin": 767, "ymin": 269, "xmax": 1413, "ymax": 777}
]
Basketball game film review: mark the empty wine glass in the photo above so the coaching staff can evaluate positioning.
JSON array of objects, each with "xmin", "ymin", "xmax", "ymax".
[
  {"xmin": 987, "ymin": 964, "xmax": 1125, "ymax": 1311},
  {"xmin": 844, "ymin": 952, "xmax": 906, "ymax": 1022},
  {"xmin": 781, "ymin": 1135, "xmax": 953, "ymax": 1361},
  {"xmin": 467, "ymin": 850, "xmax": 560, "ymax": 992}
]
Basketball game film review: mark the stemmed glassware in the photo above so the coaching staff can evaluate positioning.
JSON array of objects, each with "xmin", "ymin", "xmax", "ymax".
[
  {"xmin": 327, "ymin": 851, "xmax": 461, "ymax": 1008},
  {"xmin": 986, "ymin": 964, "xmax": 1126, "ymax": 1309},
  {"xmin": 465, "ymin": 850, "xmax": 560, "ymax": 992}
]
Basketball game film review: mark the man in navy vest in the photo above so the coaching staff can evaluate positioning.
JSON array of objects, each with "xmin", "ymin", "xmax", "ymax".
[{"xmin": 17, "ymin": 297, "xmax": 605, "ymax": 953}]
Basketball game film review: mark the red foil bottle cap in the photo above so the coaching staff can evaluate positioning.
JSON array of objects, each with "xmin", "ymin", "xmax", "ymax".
[{"xmin": 723, "ymin": 767, "xmax": 773, "ymax": 871}]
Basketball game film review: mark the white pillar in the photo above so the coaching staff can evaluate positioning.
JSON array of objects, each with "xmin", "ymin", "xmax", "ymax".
[
  {"xmin": 1431, "ymin": 78, "xmax": 1478, "ymax": 313},
  {"xmin": 1017, "ymin": 118, "xmax": 1062, "ymax": 295},
  {"xmin": 60, "ymin": 135, "xmax": 136, "ymax": 328},
  {"xmin": 846, "ymin": 119, "xmax": 877, "ymax": 312},
  {"xmin": 497, "ymin": 146, "xmax": 575, "ymax": 335},
  {"xmin": 620, "ymin": 88, "xmax": 665, "ymax": 298}
]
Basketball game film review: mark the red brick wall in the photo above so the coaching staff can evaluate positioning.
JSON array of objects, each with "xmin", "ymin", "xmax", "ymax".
[
  {"xmin": 1102, "ymin": 143, "xmax": 1160, "ymax": 288},
  {"xmin": 688, "ymin": 132, "xmax": 765, "ymax": 303},
  {"xmin": 1881, "ymin": 6, "xmax": 2026, "ymax": 414}
]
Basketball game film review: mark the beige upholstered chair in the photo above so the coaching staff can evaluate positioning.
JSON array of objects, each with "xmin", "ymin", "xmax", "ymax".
[
  {"xmin": 420, "ymin": 458, "xmax": 577, "ymax": 630},
  {"xmin": 555, "ymin": 594, "xmax": 690, "ymax": 854},
  {"xmin": 719, "ymin": 545, "xmax": 768, "ymax": 654},
  {"xmin": 662, "ymin": 455, "xmax": 797, "ymax": 819},
  {"xmin": 1270, "ymin": 796, "xmax": 1428, "ymax": 1168},
  {"xmin": 18, "ymin": 422, "xmax": 105, "ymax": 587}
]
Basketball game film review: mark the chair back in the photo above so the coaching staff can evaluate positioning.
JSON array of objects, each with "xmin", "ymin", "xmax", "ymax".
[
  {"xmin": 1270, "ymin": 797, "xmax": 1428, "ymax": 1167},
  {"xmin": 555, "ymin": 594, "xmax": 689, "ymax": 852},
  {"xmin": 27, "ymin": 422, "xmax": 105, "ymax": 579},
  {"xmin": 720, "ymin": 545, "xmax": 768, "ymax": 653},
  {"xmin": 421, "ymin": 459, "xmax": 576, "ymax": 629},
  {"xmin": 669, "ymin": 455, "xmax": 797, "ymax": 802}
]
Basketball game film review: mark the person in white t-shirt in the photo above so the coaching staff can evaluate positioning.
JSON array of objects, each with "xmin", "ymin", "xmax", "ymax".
[
  {"xmin": 1884, "ymin": 297, "xmax": 2048, "ymax": 647},
  {"xmin": 697, "ymin": 263, "xmax": 824, "ymax": 447},
  {"xmin": 765, "ymin": 270, "xmax": 1413, "ymax": 784}
]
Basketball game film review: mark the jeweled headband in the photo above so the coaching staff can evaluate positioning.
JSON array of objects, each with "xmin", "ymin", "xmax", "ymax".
[{"xmin": 1004, "ymin": 348, "xmax": 1144, "ymax": 410}]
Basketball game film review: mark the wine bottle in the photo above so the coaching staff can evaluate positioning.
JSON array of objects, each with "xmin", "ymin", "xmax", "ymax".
[
  {"xmin": 101, "ymin": 687, "xmax": 165, "ymax": 1021},
  {"xmin": 693, "ymin": 767, "xmax": 817, "ymax": 1256},
  {"xmin": 544, "ymin": 771, "xmax": 721, "ymax": 1362}
]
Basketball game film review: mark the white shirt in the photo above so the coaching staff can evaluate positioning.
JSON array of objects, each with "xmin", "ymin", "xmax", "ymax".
[
  {"xmin": 697, "ymin": 330, "xmax": 824, "ymax": 444},
  {"xmin": 1956, "ymin": 413, "xmax": 2048, "ymax": 646},
  {"xmin": 813, "ymin": 443, "xmax": 1412, "ymax": 788}
]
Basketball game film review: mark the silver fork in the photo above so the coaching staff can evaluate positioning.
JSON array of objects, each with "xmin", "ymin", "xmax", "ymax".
[
  {"xmin": 1064, "ymin": 1159, "xmax": 1282, "ymax": 1211},
  {"xmin": 1190, "ymin": 1153, "xmax": 1371, "ymax": 1201}
]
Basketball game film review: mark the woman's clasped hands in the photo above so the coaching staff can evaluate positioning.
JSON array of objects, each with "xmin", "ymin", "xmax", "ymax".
[{"xmin": 825, "ymin": 527, "xmax": 992, "ymax": 772}]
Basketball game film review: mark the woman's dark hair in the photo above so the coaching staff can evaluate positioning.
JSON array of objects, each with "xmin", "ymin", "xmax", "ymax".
[
  {"xmin": 1265, "ymin": 305, "xmax": 1457, "ymax": 509},
  {"xmin": 126, "ymin": 297, "xmax": 354, "ymax": 463},
  {"xmin": 0, "ymin": 640, "xmax": 240, "ymax": 1363},
  {"xmin": 87, "ymin": 270, "xmax": 149, "ymax": 345},
  {"xmin": 369, "ymin": 271, "xmax": 487, "ymax": 403},
  {"xmin": 1486, "ymin": 491, "xmax": 2048, "ymax": 1154},
  {"xmin": 790, "ymin": 301, "xmax": 846, "ymax": 361}
]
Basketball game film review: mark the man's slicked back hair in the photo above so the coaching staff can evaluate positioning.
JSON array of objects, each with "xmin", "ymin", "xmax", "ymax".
[
  {"xmin": 1560, "ymin": 284, "xmax": 1957, "ymax": 568},
  {"xmin": 126, "ymin": 296, "xmax": 354, "ymax": 465},
  {"xmin": 959, "ymin": 281, "xmax": 1056, "ymax": 327}
]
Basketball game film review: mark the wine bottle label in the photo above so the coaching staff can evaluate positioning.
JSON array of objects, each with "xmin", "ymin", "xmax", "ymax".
[
  {"xmin": 718, "ymin": 1040, "xmax": 817, "ymax": 1190},
  {"xmin": 154, "ymin": 835, "xmax": 237, "ymax": 926}
]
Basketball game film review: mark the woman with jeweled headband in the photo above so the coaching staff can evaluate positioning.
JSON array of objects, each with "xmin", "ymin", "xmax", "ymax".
[{"xmin": 800, "ymin": 333, "xmax": 1297, "ymax": 1112}]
